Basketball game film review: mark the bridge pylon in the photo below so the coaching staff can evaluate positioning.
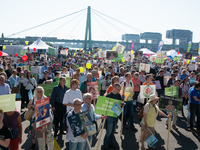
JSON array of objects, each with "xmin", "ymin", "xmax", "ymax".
[{"xmin": 84, "ymin": 6, "xmax": 92, "ymax": 51}]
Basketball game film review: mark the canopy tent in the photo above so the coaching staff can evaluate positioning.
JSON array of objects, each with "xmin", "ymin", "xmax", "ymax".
[
  {"xmin": 23, "ymin": 38, "xmax": 54, "ymax": 53},
  {"xmin": 0, "ymin": 52, "xmax": 8, "ymax": 57},
  {"xmin": 139, "ymin": 48, "xmax": 156, "ymax": 56},
  {"xmin": 167, "ymin": 50, "xmax": 182, "ymax": 57}
]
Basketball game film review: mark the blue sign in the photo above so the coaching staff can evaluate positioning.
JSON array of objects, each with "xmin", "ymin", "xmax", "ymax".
[
  {"xmin": 157, "ymin": 41, "xmax": 164, "ymax": 51},
  {"xmin": 146, "ymin": 134, "xmax": 158, "ymax": 147}
]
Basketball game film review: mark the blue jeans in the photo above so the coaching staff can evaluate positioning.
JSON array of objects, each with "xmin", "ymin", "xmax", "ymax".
[
  {"xmin": 190, "ymin": 103, "xmax": 200, "ymax": 129},
  {"xmin": 69, "ymin": 141, "xmax": 86, "ymax": 150},
  {"xmin": 103, "ymin": 116, "xmax": 118, "ymax": 147},
  {"xmin": 86, "ymin": 135, "xmax": 93, "ymax": 150},
  {"xmin": 123, "ymin": 101, "xmax": 134, "ymax": 127}
]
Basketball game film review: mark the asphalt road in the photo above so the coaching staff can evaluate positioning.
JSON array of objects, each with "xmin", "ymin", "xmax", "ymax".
[{"xmin": 19, "ymin": 108, "xmax": 200, "ymax": 150}]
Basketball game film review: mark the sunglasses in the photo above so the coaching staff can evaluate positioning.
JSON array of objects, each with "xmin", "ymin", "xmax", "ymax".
[{"xmin": 37, "ymin": 91, "xmax": 43, "ymax": 93}]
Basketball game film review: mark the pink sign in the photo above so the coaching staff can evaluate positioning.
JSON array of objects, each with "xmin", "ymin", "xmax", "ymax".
[{"xmin": 130, "ymin": 42, "xmax": 134, "ymax": 51}]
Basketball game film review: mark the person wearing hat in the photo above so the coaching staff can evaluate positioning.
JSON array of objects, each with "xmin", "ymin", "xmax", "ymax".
[
  {"xmin": 180, "ymin": 69, "xmax": 188, "ymax": 81},
  {"xmin": 38, "ymin": 70, "xmax": 53, "ymax": 85},
  {"xmin": 138, "ymin": 94, "xmax": 171, "ymax": 150}
]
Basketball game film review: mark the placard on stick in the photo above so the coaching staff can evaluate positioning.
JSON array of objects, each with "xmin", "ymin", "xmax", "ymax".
[
  {"xmin": 0, "ymin": 94, "xmax": 16, "ymax": 112},
  {"xmin": 165, "ymin": 87, "xmax": 179, "ymax": 98},
  {"xmin": 94, "ymin": 96, "xmax": 121, "ymax": 117},
  {"xmin": 139, "ymin": 85, "xmax": 156, "ymax": 98}
]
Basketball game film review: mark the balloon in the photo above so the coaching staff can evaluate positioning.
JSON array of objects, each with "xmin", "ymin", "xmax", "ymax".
[
  {"xmin": 79, "ymin": 67, "xmax": 84, "ymax": 73},
  {"xmin": 168, "ymin": 59, "xmax": 171, "ymax": 61},
  {"xmin": 22, "ymin": 55, "xmax": 28, "ymax": 61},
  {"xmin": 3, "ymin": 46, "xmax": 6, "ymax": 49},
  {"xmin": 100, "ymin": 57, "xmax": 103, "ymax": 59},
  {"xmin": 86, "ymin": 63, "xmax": 92, "ymax": 69},
  {"xmin": 25, "ymin": 41, "xmax": 29, "ymax": 45},
  {"xmin": 80, "ymin": 49, "xmax": 82, "ymax": 52},
  {"xmin": 0, "ymin": 51, "xmax": 2, "ymax": 56},
  {"xmin": 69, "ymin": 47, "xmax": 70, "ymax": 49},
  {"xmin": 10, "ymin": 43, "xmax": 12, "ymax": 45},
  {"xmin": 89, "ymin": 52, "xmax": 91, "ymax": 54},
  {"xmin": 93, "ymin": 55, "xmax": 95, "ymax": 58},
  {"xmin": 131, "ymin": 50, "xmax": 134, "ymax": 55},
  {"xmin": 177, "ymin": 51, "xmax": 180, "ymax": 55},
  {"xmin": 65, "ymin": 48, "xmax": 68, "ymax": 50},
  {"xmin": 112, "ymin": 46, "xmax": 115, "ymax": 51},
  {"xmin": 148, "ymin": 54, "xmax": 150, "ymax": 57},
  {"xmin": 83, "ymin": 51, "xmax": 85, "ymax": 53},
  {"xmin": 15, "ymin": 53, "xmax": 18, "ymax": 57},
  {"xmin": 121, "ymin": 57, "xmax": 125, "ymax": 62},
  {"xmin": 184, "ymin": 61, "xmax": 186, "ymax": 64},
  {"xmin": 164, "ymin": 58, "xmax": 166, "ymax": 60},
  {"xmin": 33, "ymin": 48, "xmax": 36, "ymax": 52},
  {"xmin": 133, "ymin": 55, "xmax": 135, "ymax": 59},
  {"xmin": 187, "ymin": 60, "xmax": 190, "ymax": 64},
  {"xmin": 100, "ymin": 49, "xmax": 102, "ymax": 51},
  {"xmin": 74, "ymin": 53, "xmax": 76, "ymax": 56},
  {"xmin": 191, "ymin": 57, "xmax": 193, "ymax": 60}
]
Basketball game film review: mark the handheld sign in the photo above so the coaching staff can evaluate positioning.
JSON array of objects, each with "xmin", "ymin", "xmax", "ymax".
[
  {"xmin": 165, "ymin": 87, "xmax": 179, "ymax": 98},
  {"xmin": 28, "ymin": 90, "xmax": 33, "ymax": 100},
  {"xmin": 87, "ymin": 82, "xmax": 99, "ymax": 99},
  {"xmin": 35, "ymin": 97, "xmax": 50, "ymax": 129},
  {"xmin": 94, "ymin": 96, "xmax": 121, "ymax": 117},
  {"xmin": 111, "ymin": 103, "xmax": 123, "ymax": 116},
  {"xmin": 0, "ymin": 94, "xmax": 16, "ymax": 112},
  {"xmin": 146, "ymin": 134, "xmax": 158, "ymax": 147},
  {"xmin": 152, "ymin": 81, "xmax": 161, "ymax": 89},
  {"xmin": 140, "ymin": 85, "xmax": 156, "ymax": 98}
]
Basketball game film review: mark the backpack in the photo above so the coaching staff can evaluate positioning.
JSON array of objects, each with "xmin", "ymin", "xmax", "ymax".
[{"xmin": 62, "ymin": 109, "xmax": 75, "ymax": 132}]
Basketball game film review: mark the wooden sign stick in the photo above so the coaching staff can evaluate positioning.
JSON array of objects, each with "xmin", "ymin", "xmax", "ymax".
[
  {"xmin": 86, "ymin": 138, "xmax": 92, "ymax": 150},
  {"xmin": 96, "ymin": 118, "xmax": 106, "ymax": 150},
  {"xmin": 167, "ymin": 112, "xmax": 172, "ymax": 150},
  {"xmin": 120, "ymin": 105, "xmax": 124, "ymax": 137}
]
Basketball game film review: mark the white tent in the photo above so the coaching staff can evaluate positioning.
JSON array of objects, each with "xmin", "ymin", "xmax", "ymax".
[
  {"xmin": 23, "ymin": 38, "xmax": 54, "ymax": 53},
  {"xmin": 167, "ymin": 50, "xmax": 182, "ymax": 57},
  {"xmin": 139, "ymin": 48, "xmax": 156, "ymax": 56}
]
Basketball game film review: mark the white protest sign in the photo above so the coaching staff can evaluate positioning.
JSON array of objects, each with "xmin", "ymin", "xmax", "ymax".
[
  {"xmin": 31, "ymin": 66, "xmax": 42, "ymax": 74},
  {"xmin": 189, "ymin": 63, "xmax": 197, "ymax": 71},
  {"xmin": 60, "ymin": 50, "xmax": 68, "ymax": 56},
  {"xmin": 140, "ymin": 85, "xmax": 156, "ymax": 98},
  {"xmin": 113, "ymin": 42, "xmax": 125, "ymax": 54},
  {"xmin": 98, "ymin": 51, "xmax": 106, "ymax": 58},
  {"xmin": 139, "ymin": 63, "xmax": 150, "ymax": 73}
]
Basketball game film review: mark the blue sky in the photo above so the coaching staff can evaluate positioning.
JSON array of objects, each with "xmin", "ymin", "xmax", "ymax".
[{"xmin": 1, "ymin": 0, "xmax": 200, "ymax": 43}]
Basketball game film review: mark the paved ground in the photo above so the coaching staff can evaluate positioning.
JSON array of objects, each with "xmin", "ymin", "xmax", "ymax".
[{"xmin": 19, "ymin": 108, "xmax": 200, "ymax": 150}]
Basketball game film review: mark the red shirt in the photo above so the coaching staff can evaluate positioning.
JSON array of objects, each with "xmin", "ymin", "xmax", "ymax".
[{"xmin": 132, "ymin": 78, "xmax": 141, "ymax": 92}]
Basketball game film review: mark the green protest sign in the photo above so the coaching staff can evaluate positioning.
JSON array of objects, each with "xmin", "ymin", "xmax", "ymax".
[
  {"xmin": 48, "ymin": 47, "xmax": 55, "ymax": 55},
  {"xmin": 20, "ymin": 50, "xmax": 28, "ymax": 56},
  {"xmin": 173, "ymin": 57, "xmax": 180, "ymax": 61},
  {"xmin": 156, "ymin": 58, "xmax": 164, "ymax": 64},
  {"xmin": 0, "ymin": 94, "xmax": 16, "ymax": 112},
  {"xmin": 94, "ymin": 96, "xmax": 121, "ymax": 117},
  {"xmin": 41, "ymin": 77, "xmax": 70, "ymax": 97},
  {"xmin": 118, "ymin": 54, "xmax": 123, "ymax": 58},
  {"xmin": 165, "ymin": 87, "xmax": 179, "ymax": 98},
  {"xmin": 112, "ymin": 58, "xmax": 121, "ymax": 62}
]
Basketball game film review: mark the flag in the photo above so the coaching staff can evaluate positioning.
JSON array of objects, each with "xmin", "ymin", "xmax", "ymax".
[
  {"xmin": 157, "ymin": 41, "xmax": 164, "ymax": 51},
  {"xmin": 187, "ymin": 41, "xmax": 192, "ymax": 52},
  {"xmin": 198, "ymin": 42, "xmax": 200, "ymax": 55},
  {"xmin": 130, "ymin": 42, "xmax": 134, "ymax": 51}
]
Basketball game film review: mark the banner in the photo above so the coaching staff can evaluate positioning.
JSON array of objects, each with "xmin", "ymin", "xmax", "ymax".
[
  {"xmin": 98, "ymin": 51, "xmax": 106, "ymax": 58},
  {"xmin": 139, "ymin": 85, "xmax": 156, "ymax": 98},
  {"xmin": 130, "ymin": 42, "xmax": 134, "ymax": 51},
  {"xmin": 0, "ymin": 94, "xmax": 16, "ymax": 112},
  {"xmin": 106, "ymin": 51, "xmax": 118, "ymax": 59},
  {"xmin": 187, "ymin": 41, "xmax": 192, "ymax": 52},
  {"xmin": 31, "ymin": 66, "xmax": 42, "ymax": 74},
  {"xmin": 87, "ymin": 82, "xmax": 99, "ymax": 99},
  {"xmin": 94, "ymin": 96, "xmax": 122, "ymax": 117},
  {"xmin": 20, "ymin": 50, "xmax": 28, "ymax": 56},
  {"xmin": 159, "ymin": 95, "xmax": 182, "ymax": 111},
  {"xmin": 164, "ymin": 87, "xmax": 179, "ymax": 98},
  {"xmin": 157, "ymin": 41, "xmax": 164, "ymax": 51},
  {"xmin": 35, "ymin": 97, "xmax": 50, "ymax": 129},
  {"xmin": 139, "ymin": 63, "xmax": 150, "ymax": 73},
  {"xmin": 113, "ymin": 54, "xmax": 124, "ymax": 62},
  {"xmin": 60, "ymin": 50, "xmax": 68, "ymax": 56},
  {"xmin": 48, "ymin": 47, "xmax": 55, "ymax": 55},
  {"xmin": 113, "ymin": 42, "xmax": 125, "ymax": 54}
]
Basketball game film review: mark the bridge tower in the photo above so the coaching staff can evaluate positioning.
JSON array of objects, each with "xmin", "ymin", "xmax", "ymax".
[{"xmin": 84, "ymin": 6, "xmax": 92, "ymax": 51}]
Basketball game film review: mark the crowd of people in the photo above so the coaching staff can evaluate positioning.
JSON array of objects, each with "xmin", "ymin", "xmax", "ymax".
[{"xmin": 0, "ymin": 49, "xmax": 199, "ymax": 150}]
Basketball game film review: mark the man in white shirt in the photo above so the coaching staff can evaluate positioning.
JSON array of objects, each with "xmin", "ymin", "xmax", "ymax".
[
  {"xmin": 63, "ymin": 79, "xmax": 83, "ymax": 112},
  {"xmin": 119, "ymin": 69, "xmax": 128, "ymax": 83}
]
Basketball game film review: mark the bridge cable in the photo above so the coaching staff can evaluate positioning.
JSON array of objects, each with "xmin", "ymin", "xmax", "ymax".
[
  {"xmin": 44, "ymin": 10, "xmax": 86, "ymax": 37},
  {"xmin": 6, "ymin": 8, "xmax": 86, "ymax": 37},
  {"xmin": 92, "ymin": 8, "xmax": 144, "ymax": 33},
  {"xmin": 92, "ymin": 13, "xmax": 115, "ymax": 40},
  {"xmin": 92, "ymin": 10, "xmax": 126, "ymax": 34}
]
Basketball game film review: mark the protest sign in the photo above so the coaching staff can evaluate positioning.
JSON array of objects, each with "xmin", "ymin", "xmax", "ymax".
[
  {"xmin": 189, "ymin": 78, "xmax": 196, "ymax": 84},
  {"xmin": 48, "ymin": 47, "xmax": 55, "ymax": 55},
  {"xmin": 111, "ymin": 103, "xmax": 123, "ymax": 116},
  {"xmin": 164, "ymin": 76, "xmax": 170, "ymax": 86},
  {"xmin": 57, "ymin": 54, "xmax": 67, "ymax": 61},
  {"xmin": 146, "ymin": 134, "xmax": 158, "ymax": 148},
  {"xmin": 124, "ymin": 87, "xmax": 133, "ymax": 101},
  {"xmin": 35, "ymin": 97, "xmax": 50, "ymax": 129},
  {"xmin": 134, "ymin": 51, "xmax": 143, "ymax": 59},
  {"xmin": 189, "ymin": 63, "xmax": 197, "ymax": 71},
  {"xmin": 173, "ymin": 57, "xmax": 180, "ymax": 61},
  {"xmin": 196, "ymin": 56, "xmax": 200, "ymax": 64},
  {"xmin": 20, "ymin": 50, "xmax": 28, "ymax": 56},
  {"xmin": 79, "ymin": 111, "xmax": 96, "ymax": 135},
  {"xmin": 157, "ymin": 51, "xmax": 167, "ymax": 58},
  {"xmin": 113, "ymin": 42, "xmax": 125, "ymax": 54},
  {"xmin": 159, "ymin": 95, "xmax": 182, "ymax": 111},
  {"xmin": 79, "ymin": 76, "xmax": 86, "ymax": 87},
  {"xmin": 31, "ymin": 66, "xmax": 42, "ymax": 74},
  {"xmin": 106, "ymin": 51, "xmax": 118, "ymax": 59},
  {"xmin": 65, "ymin": 77, "xmax": 71, "ymax": 88},
  {"xmin": 156, "ymin": 58, "xmax": 164, "ymax": 64},
  {"xmin": 0, "ymin": 94, "xmax": 16, "ymax": 112},
  {"xmin": 94, "ymin": 96, "xmax": 122, "ymax": 117},
  {"xmin": 185, "ymin": 52, "xmax": 192, "ymax": 59},
  {"xmin": 68, "ymin": 114, "xmax": 85, "ymax": 137},
  {"xmin": 60, "ymin": 50, "xmax": 68, "ymax": 56},
  {"xmin": 26, "ymin": 53, "xmax": 34, "ymax": 61},
  {"xmin": 87, "ymin": 82, "xmax": 99, "ymax": 99},
  {"xmin": 15, "ymin": 101, "xmax": 21, "ymax": 113},
  {"xmin": 28, "ymin": 90, "xmax": 33, "ymax": 100},
  {"xmin": 98, "ymin": 51, "xmax": 106, "ymax": 58},
  {"xmin": 152, "ymin": 80, "xmax": 161, "ymax": 89},
  {"xmin": 165, "ymin": 87, "xmax": 179, "ymax": 98},
  {"xmin": 139, "ymin": 63, "xmax": 150, "ymax": 73},
  {"xmin": 140, "ymin": 85, "xmax": 156, "ymax": 98}
]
